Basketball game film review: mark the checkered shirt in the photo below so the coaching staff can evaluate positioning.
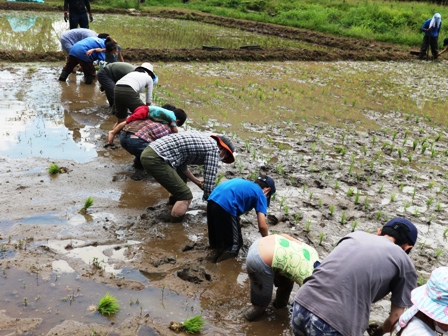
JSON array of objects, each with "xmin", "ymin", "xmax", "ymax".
[
  {"xmin": 123, "ymin": 120, "xmax": 172, "ymax": 143},
  {"xmin": 149, "ymin": 131, "xmax": 221, "ymax": 199}
]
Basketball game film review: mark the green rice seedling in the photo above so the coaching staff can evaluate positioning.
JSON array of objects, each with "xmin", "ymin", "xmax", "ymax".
[
  {"xmin": 177, "ymin": 315, "xmax": 205, "ymax": 334},
  {"xmin": 372, "ymin": 135, "xmax": 377, "ymax": 145},
  {"xmin": 348, "ymin": 163, "xmax": 354, "ymax": 175},
  {"xmin": 404, "ymin": 129, "xmax": 409, "ymax": 139},
  {"xmin": 302, "ymin": 184, "xmax": 308, "ymax": 193},
  {"xmin": 397, "ymin": 148, "xmax": 403, "ymax": 159},
  {"xmin": 413, "ymin": 208, "xmax": 419, "ymax": 217},
  {"xmin": 435, "ymin": 133, "xmax": 442, "ymax": 142},
  {"xmin": 431, "ymin": 148, "xmax": 437, "ymax": 158},
  {"xmin": 443, "ymin": 228, "xmax": 448, "ymax": 240},
  {"xmin": 381, "ymin": 142, "xmax": 389, "ymax": 150},
  {"xmin": 347, "ymin": 188, "xmax": 354, "ymax": 197},
  {"xmin": 399, "ymin": 183, "xmax": 405, "ymax": 191},
  {"xmin": 318, "ymin": 232, "xmax": 324, "ymax": 246},
  {"xmin": 334, "ymin": 180, "xmax": 340, "ymax": 190},
  {"xmin": 435, "ymin": 248, "xmax": 444, "ymax": 259},
  {"xmin": 48, "ymin": 163, "xmax": 61, "ymax": 175},
  {"xmin": 428, "ymin": 215, "xmax": 434, "ymax": 224},
  {"xmin": 351, "ymin": 221, "xmax": 358, "ymax": 232},
  {"xmin": 412, "ymin": 140, "xmax": 418, "ymax": 151},
  {"xmin": 436, "ymin": 202, "xmax": 442, "ymax": 211},
  {"xmin": 421, "ymin": 136, "xmax": 428, "ymax": 146},
  {"xmin": 309, "ymin": 192, "xmax": 313, "ymax": 201},
  {"xmin": 417, "ymin": 274, "xmax": 427, "ymax": 286},
  {"xmin": 376, "ymin": 211, "xmax": 382, "ymax": 220},
  {"xmin": 329, "ymin": 205, "xmax": 335, "ymax": 216},
  {"xmin": 404, "ymin": 202, "xmax": 411, "ymax": 212},
  {"xmin": 361, "ymin": 145, "xmax": 367, "ymax": 156},
  {"xmin": 366, "ymin": 177, "xmax": 371, "ymax": 186},
  {"xmin": 311, "ymin": 142, "xmax": 317, "ymax": 155},
  {"xmin": 80, "ymin": 197, "xmax": 94, "ymax": 214},
  {"xmin": 304, "ymin": 219, "xmax": 311, "ymax": 232},
  {"xmin": 280, "ymin": 196, "xmax": 286, "ymax": 208},
  {"xmin": 412, "ymin": 187, "xmax": 417, "ymax": 199},
  {"xmin": 341, "ymin": 133, "xmax": 346, "ymax": 144},
  {"xmin": 390, "ymin": 193, "xmax": 397, "ymax": 202},
  {"xmin": 97, "ymin": 292, "xmax": 120, "ymax": 315},
  {"xmin": 421, "ymin": 143, "xmax": 429, "ymax": 154},
  {"xmin": 28, "ymin": 67, "xmax": 37, "ymax": 72},
  {"xmin": 354, "ymin": 190, "xmax": 360, "ymax": 204},
  {"xmin": 23, "ymin": 297, "xmax": 28, "ymax": 307},
  {"xmin": 426, "ymin": 197, "xmax": 434, "ymax": 207},
  {"xmin": 321, "ymin": 151, "xmax": 326, "ymax": 160},
  {"xmin": 438, "ymin": 185, "xmax": 446, "ymax": 194},
  {"xmin": 284, "ymin": 205, "xmax": 289, "ymax": 215},
  {"xmin": 392, "ymin": 131, "xmax": 398, "ymax": 142},
  {"xmin": 350, "ymin": 153, "xmax": 355, "ymax": 164},
  {"xmin": 408, "ymin": 153, "xmax": 413, "ymax": 163},
  {"xmin": 318, "ymin": 199, "xmax": 323, "ymax": 207},
  {"xmin": 363, "ymin": 197, "xmax": 370, "ymax": 210},
  {"xmin": 294, "ymin": 213, "xmax": 302, "ymax": 223},
  {"xmin": 369, "ymin": 161, "xmax": 374, "ymax": 171},
  {"xmin": 428, "ymin": 181, "xmax": 435, "ymax": 188},
  {"xmin": 340, "ymin": 211, "xmax": 346, "ymax": 225}
]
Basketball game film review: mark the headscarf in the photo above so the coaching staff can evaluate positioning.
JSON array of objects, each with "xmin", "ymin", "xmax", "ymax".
[{"xmin": 429, "ymin": 13, "xmax": 442, "ymax": 29}]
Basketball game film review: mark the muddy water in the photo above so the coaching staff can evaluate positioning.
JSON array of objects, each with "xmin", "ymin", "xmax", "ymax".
[
  {"xmin": 0, "ymin": 11, "xmax": 310, "ymax": 52},
  {"xmin": 1, "ymin": 60, "xmax": 448, "ymax": 335}
]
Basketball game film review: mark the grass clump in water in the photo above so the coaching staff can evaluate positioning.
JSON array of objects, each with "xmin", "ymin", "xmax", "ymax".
[
  {"xmin": 48, "ymin": 163, "xmax": 61, "ymax": 175},
  {"xmin": 169, "ymin": 315, "xmax": 205, "ymax": 334},
  {"xmin": 79, "ymin": 197, "xmax": 94, "ymax": 214}
]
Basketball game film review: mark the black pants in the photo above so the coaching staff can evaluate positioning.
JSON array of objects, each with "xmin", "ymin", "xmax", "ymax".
[
  {"xmin": 207, "ymin": 200, "xmax": 242, "ymax": 253},
  {"xmin": 420, "ymin": 36, "xmax": 439, "ymax": 59}
]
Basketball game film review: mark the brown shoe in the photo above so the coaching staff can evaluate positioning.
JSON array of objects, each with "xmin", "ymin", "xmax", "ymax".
[{"xmin": 243, "ymin": 305, "xmax": 266, "ymax": 321}]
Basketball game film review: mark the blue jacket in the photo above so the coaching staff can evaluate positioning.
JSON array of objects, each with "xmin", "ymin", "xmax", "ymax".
[
  {"xmin": 69, "ymin": 37, "xmax": 106, "ymax": 62},
  {"xmin": 422, "ymin": 18, "xmax": 442, "ymax": 37}
]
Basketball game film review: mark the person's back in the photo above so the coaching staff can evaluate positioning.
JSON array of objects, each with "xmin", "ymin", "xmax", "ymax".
[
  {"xmin": 69, "ymin": 37, "xmax": 106, "ymax": 62},
  {"xmin": 104, "ymin": 62, "xmax": 135, "ymax": 83},
  {"xmin": 60, "ymin": 28, "xmax": 96, "ymax": 53},
  {"xmin": 295, "ymin": 230, "xmax": 416, "ymax": 336}
]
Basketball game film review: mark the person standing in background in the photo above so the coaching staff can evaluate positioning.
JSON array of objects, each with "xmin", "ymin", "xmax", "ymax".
[
  {"xmin": 419, "ymin": 13, "xmax": 442, "ymax": 60},
  {"xmin": 64, "ymin": 0, "xmax": 93, "ymax": 29}
]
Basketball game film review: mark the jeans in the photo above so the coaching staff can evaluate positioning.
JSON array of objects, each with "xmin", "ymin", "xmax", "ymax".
[
  {"xmin": 292, "ymin": 303, "xmax": 343, "ymax": 336},
  {"xmin": 119, "ymin": 132, "xmax": 149, "ymax": 167}
]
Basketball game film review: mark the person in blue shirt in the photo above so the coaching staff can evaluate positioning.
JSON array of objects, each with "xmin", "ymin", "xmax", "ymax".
[
  {"xmin": 207, "ymin": 173, "xmax": 276, "ymax": 263},
  {"xmin": 420, "ymin": 13, "xmax": 442, "ymax": 60},
  {"xmin": 58, "ymin": 36, "xmax": 116, "ymax": 84}
]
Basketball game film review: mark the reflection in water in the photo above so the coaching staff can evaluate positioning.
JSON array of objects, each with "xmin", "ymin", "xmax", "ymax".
[{"xmin": 7, "ymin": 15, "xmax": 37, "ymax": 32}]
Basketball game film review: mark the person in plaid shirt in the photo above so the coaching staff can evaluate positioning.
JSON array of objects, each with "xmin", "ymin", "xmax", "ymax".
[
  {"xmin": 141, "ymin": 131, "xmax": 235, "ymax": 221},
  {"xmin": 119, "ymin": 104, "xmax": 186, "ymax": 169}
]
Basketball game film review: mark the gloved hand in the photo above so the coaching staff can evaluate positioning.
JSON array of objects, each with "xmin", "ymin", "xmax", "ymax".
[
  {"xmin": 89, "ymin": 14, "xmax": 94, "ymax": 23},
  {"xmin": 367, "ymin": 323, "xmax": 383, "ymax": 336},
  {"xmin": 64, "ymin": 12, "xmax": 68, "ymax": 22}
]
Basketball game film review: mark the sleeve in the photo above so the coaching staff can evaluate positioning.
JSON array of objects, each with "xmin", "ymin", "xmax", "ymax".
[
  {"xmin": 421, "ymin": 20, "xmax": 429, "ymax": 31},
  {"xmin": 202, "ymin": 152, "xmax": 220, "ymax": 200},
  {"xmin": 253, "ymin": 189, "xmax": 268, "ymax": 215},
  {"xmin": 145, "ymin": 78, "xmax": 153, "ymax": 104},
  {"xmin": 84, "ymin": 0, "xmax": 92, "ymax": 13},
  {"xmin": 126, "ymin": 105, "xmax": 148, "ymax": 123},
  {"xmin": 390, "ymin": 265, "xmax": 417, "ymax": 308}
]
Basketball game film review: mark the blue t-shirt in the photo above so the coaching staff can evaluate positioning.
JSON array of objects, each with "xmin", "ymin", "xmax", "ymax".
[
  {"xmin": 149, "ymin": 106, "xmax": 176, "ymax": 125},
  {"xmin": 208, "ymin": 178, "xmax": 268, "ymax": 217},
  {"xmin": 69, "ymin": 37, "xmax": 106, "ymax": 62}
]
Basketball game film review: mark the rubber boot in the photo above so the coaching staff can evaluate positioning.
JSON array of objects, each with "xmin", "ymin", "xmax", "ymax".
[
  {"xmin": 58, "ymin": 70, "xmax": 69, "ymax": 82},
  {"xmin": 84, "ymin": 75, "xmax": 94, "ymax": 85}
]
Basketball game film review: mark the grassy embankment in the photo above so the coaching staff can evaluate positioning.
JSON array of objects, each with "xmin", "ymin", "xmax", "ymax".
[{"xmin": 43, "ymin": 0, "xmax": 448, "ymax": 47}]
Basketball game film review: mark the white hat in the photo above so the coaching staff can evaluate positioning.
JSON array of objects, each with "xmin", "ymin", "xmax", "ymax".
[{"xmin": 139, "ymin": 62, "xmax": 153, "ymax": 73}]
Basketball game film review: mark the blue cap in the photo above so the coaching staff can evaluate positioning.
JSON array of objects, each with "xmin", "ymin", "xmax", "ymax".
[{"xmin": 384, "ymin": 217, "xmax": 418, "ymax": 245}]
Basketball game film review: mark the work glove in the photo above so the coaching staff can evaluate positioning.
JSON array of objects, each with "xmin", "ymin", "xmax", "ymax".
[
  {"xmin": 64, "ymin": 12, "xmax": 68, "ymax": 22},
  {"xmin": 366, "ymin": 323, "xmax": 383, "ymax": 336},
  {"xmin": 89, "ymin": 14, "xmax": 94, "ymax": 23}
]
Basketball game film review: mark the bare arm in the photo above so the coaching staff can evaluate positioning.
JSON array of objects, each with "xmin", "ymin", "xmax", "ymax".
[
  {"xmin": 118, "ymin": 51, "xmax": 124, "ymax": 62},
  {"xmin": 257, "ymin": 212, "xmax": 269, "ymax": 237},
  {"xmin": 86, "ymin": 48, "xmax": 105, "ymax": 57},
  {"xmin": 182, "ymin": 168, "xmax": 203, "ymax": 189},
  {"xmin": 439, "ymin": 47, "xmax": 448, "ymax": 56},
  {"xmin": 373, "ymin": 302, "xmax": 404, "ymax": 335}
]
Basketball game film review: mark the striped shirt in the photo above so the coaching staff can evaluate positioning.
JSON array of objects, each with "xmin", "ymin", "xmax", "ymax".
[
  {"xmin": 123, "ymin": 120, "xmax": 172, "ymax": 143},
  {"xmin": 149, "ymin": 131, "xmax": 221, "ymax": 199}
]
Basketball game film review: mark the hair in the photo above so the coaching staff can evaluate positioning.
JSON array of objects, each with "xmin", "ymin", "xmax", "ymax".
[
  {"xmin": 162, "ymin": 104, "xmax": 176, "ymax": 111},
  {"xmin": 381, "ymin": 224, "xmax": 414, "ymax": 247},
  {"xmin": 173, "ymin": 108, "xmax": 187, "ymax": 127},
  {"xmin": 105, "ymin": 41, "xmax": 117, "ymax": 53},
  {"xmin": 254, "ymin": 179, "xmax": 269, "ymax": 190},
  {"xmin": 97, "ymin": 33, "xmax": 110, "ymax": 39}
]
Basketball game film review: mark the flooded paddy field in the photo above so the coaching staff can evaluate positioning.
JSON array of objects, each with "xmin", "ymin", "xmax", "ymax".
[{"xmin": 1, "ymin": 59, "xmax": 448, "ymax": 335}]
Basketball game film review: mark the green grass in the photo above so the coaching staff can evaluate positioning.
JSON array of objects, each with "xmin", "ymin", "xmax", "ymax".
[
  {"xmin": 47, "ymin": 163, "xmax": 61, "ymax": 175},
  {"xmin": 97, "ymin": 292, "xmax": 120, "ymax": 315}
]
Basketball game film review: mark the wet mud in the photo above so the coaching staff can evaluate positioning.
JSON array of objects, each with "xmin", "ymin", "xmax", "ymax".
[{"xmin": 0, "ymin": 2, "xmax": 414, "ymax": 63}]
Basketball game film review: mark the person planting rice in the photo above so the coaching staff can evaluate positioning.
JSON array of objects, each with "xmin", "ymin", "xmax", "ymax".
[
  {"xmin": 243, "ymin": 234, "xmax": 320, "ymax": 321},
  {"xmin": 292, "ymin": 217, "xmax": 418, "ymax": 336}
]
